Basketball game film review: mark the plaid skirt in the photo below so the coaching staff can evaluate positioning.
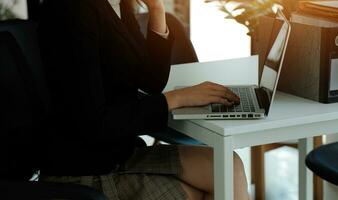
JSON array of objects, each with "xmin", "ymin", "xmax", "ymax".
[{"xmin": 39, "ymin": 145, "xmax": 187, "ymax": 200}]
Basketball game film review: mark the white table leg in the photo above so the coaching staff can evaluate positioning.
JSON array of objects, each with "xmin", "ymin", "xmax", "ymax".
[
  {"xmin": 299, "ymin": 137, "xmax": 314, "ymax": 200},
  {"xmin": 324, "ymin": 180, "xmax": 338, "ymax": 200},
  {"xmin": 214, "ymin": 136, "xmax": 233, "ymax": 200}
]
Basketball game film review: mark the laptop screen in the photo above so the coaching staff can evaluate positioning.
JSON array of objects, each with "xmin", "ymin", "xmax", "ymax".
[{"xmin": 258, "ymin": 9, "xmax": 290, "ymax": 115}]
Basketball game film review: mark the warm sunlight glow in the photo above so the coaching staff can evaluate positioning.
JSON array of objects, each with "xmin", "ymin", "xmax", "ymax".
[{"xmin": 190, "ymin": 0, "xmax": 251, "ymax": 62}]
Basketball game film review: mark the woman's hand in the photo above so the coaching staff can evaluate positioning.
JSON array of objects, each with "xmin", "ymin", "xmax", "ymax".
[{"xmin": 164, "ymin": 81, "xmax": 240, "ymax": 111}]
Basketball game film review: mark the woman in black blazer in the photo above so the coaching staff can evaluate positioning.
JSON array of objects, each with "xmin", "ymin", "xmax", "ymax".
[{"xmin": 38, "ymin": 0, "xmax": 249, "ymax": 199}]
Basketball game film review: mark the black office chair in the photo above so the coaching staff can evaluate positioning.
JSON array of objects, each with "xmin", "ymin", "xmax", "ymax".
[
  {"xmin": 0, "ymin": 180, "xmax": 107, "ymax": 200},
  {"xmin": 0, "ymin": 20, "xmax": 107, "ymax": 200},
  {"xmin": 136, "ymin": 13, "xmax": 203, "ymax": 145},
  {"xmin": 306, "ymin": 142, "xmax": 338, "ymax": 186}
]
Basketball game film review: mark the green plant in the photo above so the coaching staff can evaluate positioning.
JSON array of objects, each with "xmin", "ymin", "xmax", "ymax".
[
  {"xmin": 0, "ymin": 0, "xmax": 17, "ymax": 20},
  {"xmin": 207, "ymin": 0, "xmax": 286, "ymax": 35}
]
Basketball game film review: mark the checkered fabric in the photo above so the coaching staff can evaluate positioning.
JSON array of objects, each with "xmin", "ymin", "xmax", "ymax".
[{"xmin": 40, "ymin": 145, "xmax": 187, "ymax": 200}]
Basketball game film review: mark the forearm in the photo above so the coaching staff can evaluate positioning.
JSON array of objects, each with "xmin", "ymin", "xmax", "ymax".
[
  {"xmin": 147, "ymin": 3, "xmax": 166, "ymax": 34},
  {"xmin": 164, "ymin": 82, "xmax": 241, "ymax": 111}
]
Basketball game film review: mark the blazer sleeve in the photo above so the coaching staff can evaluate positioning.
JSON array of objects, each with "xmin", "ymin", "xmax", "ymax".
[
  {"xmin": 135, "ymin": 25, "xmax": 174, "ymax": 94},
  {"xmin": 39, "ymin": 0, "xmax": 169, "ymax": 141}
]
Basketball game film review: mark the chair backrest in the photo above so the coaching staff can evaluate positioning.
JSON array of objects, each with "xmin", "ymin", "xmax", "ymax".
[
  {"xmin": 136, "ymin": 13, "xmax": 198, "ymax": 64},
  {"xmin": 0, "ymin": 20, "xmax": 49, "ymax": 180}
]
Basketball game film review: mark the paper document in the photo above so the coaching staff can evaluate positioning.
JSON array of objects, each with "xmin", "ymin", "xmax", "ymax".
[{"xmin": 163, "ymin": 56, "xmax": 258, "ymax": 92}]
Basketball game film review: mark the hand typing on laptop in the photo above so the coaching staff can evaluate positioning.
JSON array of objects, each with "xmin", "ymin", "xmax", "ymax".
[
  {"xmin": 170, "ymin": 9, "xmax": 290, "ymax": 120},
  {"xmin": 164, "ymin": 81, "xmax": 240, "ymax": 111}
]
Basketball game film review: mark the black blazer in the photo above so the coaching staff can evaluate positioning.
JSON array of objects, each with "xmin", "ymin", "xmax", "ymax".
[{"xmin": 38, "ymin": 0, "xmax": 173, "ymax": 176}]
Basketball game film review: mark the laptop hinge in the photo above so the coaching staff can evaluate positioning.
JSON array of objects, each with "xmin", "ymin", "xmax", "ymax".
[{"xmin": 254, "ymin": 87, "xmax": 270, "ymax": 115}]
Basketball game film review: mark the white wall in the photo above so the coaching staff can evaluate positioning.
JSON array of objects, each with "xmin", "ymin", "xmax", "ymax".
[{"xmin": 190, "ymin": 0, "xmax": 251, "ymax": 62}]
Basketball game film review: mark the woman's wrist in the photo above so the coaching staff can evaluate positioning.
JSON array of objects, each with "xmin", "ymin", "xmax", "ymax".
[
  {"xmin": 147, "ymin": 2, "xmax": 165, "ymax": 12},
  {"xmin": 147, "ymin": 5, "xmax": 166, "ymax": 34},
  {"xmin": 164, "ymin": 91, "xmax": 180, "ymax": 111}
]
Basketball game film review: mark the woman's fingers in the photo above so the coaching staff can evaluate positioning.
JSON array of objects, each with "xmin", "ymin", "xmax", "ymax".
[
  {"xmin": 211, "ymin": 97, "xmax": 233, "ymax": 106},
  {"xmin": 193, "ymin": 82, "xmax": 239, "ymax": 106},
  {"xmin": 207, "ymin": 90, "xmax": 239, "ymax": 103},
  {"xmin": 205, "ymin": 82, "xmax": 233, "ymax": 94},
  {"xmin": 203, "ymin": 83, "xmax": 240, "ymax": 103}
]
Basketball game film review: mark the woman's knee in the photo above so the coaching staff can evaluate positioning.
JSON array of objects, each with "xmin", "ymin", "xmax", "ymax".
[
  {"xmin": 233, "ymin": 152, "xmax": 247, "ymax": 178},
  {"xmin": 233, "ymin": 152, "xmax": 247, "ymax": 182},
  {"xmin": 179, "ymin": 146, "xmax": 244, "ymax": 171},
  {"xmin": 233, "ymin": 152, "xmax": 244, "ymax": 168}
]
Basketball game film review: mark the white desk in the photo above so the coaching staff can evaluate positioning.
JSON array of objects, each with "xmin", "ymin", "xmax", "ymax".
[{"xmin": 168, "ymin": 91, "xmax": 338, "ymax": 200}]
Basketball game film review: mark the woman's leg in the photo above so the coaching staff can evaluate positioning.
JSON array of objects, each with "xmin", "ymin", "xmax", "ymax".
[
  {"xmin": 179, "ymin": 181, "xmax": 205, "ymax": 200},
  {"xmin": 177, "ymin": 145, "xmax": 249, "ymax": 200}
]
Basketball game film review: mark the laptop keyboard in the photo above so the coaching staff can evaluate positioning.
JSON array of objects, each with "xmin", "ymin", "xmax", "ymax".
[{"xmin": 211, "ymin": 87, "xmax": 256, "ymax": 113}]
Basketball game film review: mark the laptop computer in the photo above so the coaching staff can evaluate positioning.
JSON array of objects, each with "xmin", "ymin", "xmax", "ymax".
[{"xmin": 172, "ymin": 9, "xmax": 291, "ymax": 120}]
